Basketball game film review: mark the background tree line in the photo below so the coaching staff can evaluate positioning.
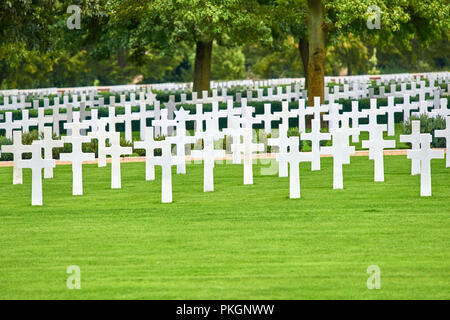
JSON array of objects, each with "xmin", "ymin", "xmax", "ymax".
[{"xmin": 0, "ymin": 0, "xmax": 448, "ymax": 104}]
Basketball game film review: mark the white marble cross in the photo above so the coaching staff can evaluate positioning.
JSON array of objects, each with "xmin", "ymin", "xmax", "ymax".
[
  {"xmin": 240, "ymin": 105, "xmax": 262, "ymax": 129},
  {"xmin": 87, "ymin": 119, "xmax": 110, "ymax": 167},
  {"xmin": 295, "ymin": 99, "xmax": 313, "ymax": 133},
  {"xmin": 347, "ymin": 101, "xmax": 367, "ymax": 143},
  {"xmin": 320, "ymin": 128, "xmax": 355, "ymax": 189},
  {"xmin": 42, "ymin": 127, "xmax": 63, "ymax": 179},
  {"xmin": 362, "ymin": 125, "xmax": 396, "ymax": 182},
  {"xmin": 268, "ymin": 122, "xmax": 290, "ymax": 177},
  {"xmin": 60, "ymin": 113, "xmax": 95, "ymax": 196},
  {"xmin": 401, "ymin": 94, "xmax": 418, "ymax": 122},
  {"xmin": 153, "ymin": 108, "xmax": 177, "ymax": 137},
  {"xmin": 134, "ymin": 127, "xmax": 164, "ymax": 181},
  {"xmin": 431, "ymin": 99, "xmax": 450, "ymax": 118},
  {"xmin": 310, "ymin": 96, "xmax": 329, "ymax": 126},
  {"xmin": 51, "ymin": 104, "xmax": 67, "ymax": 136},
  {"xmin": 17, "ymin": 141, "xmax": 55, "ymax": 206},
  {"xmin": 359, "ymin": 99, "xmax": 387, "ymax": 139},
  {"xmin": 82, "ymin": 109, "xmax": 100, "ymax": 133},
  {"xmin": 231, "ymin": 128, "xmax": 264, "ymax": 185},
  {"xmin": 274, "ymin": 101, "xmax": 296, "ymax": 126},
  {"xmin": 0, "ymin": 112, "xmax": 21, "ymax": 139},
  {"xmin": 255, "ymin": 103, "xmax": 280, "ymax": 134},
  {"xmin": 300, "ymin": 118, "xmax": 331, "ymax": 171},
  {"xmin": 36, "ymin": 108, "xmax": 53, "ymax": 135},
  {"xmin": 104, "ymin": 132, "xmax": 133, "ymax": 189},
  {"xmin": 118, "ymin": 103, "xmax": 140, "ymax": 142},
  {"xmin": 206, "ymin": 101, "xmax": 228, "ymax": 134},
  {"xmin": 380, "ymin": 96, "xmax": 402, "ymax": 136},
  {"xmin": 149, "ymin": 139, "xmax": 183, "ymax": 203},
  {"xmin": 1, "ymin": 130, "xmax": 33, "ymax": 184},
  {"xmin": 18, "ymin": 110, "xmax": 38, "ymax": 133},
  {"xmin": 407, "ymin": 134, "xmax": 444, "ymax": 196},
  {"xmin": 434, "ymin": 116, "xmax": 450, "ymax": 167},
  {"xmin": 166, "ymin": 107, "xmax": 196, "ymax": 174},
  {"xmin": 223, "ymin": 115, "xmax": 243, "ymax": 164},
  {"xmin": 276, "ymin": 136, "xmax": 313, "ymax": 198},
  {"xmin": 138, "ymin": 101, "xmax": 154, "ymax": 140},
  {"xmin": 400, "ymin": 120, "xmax": 422, "ymax": 175},
  {"xmin": 323, "ymin": 97, "xmax": 343, "ymax": 130},
  {"xmin": 191, "ymin": 131, "xmax": 225, "ymax": 192},
  {"xmin": 105, "ymin": 106, "xmax": 124, "ymax": 133}
]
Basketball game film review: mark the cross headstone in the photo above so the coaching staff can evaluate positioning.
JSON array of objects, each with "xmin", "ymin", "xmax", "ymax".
[
  {"xmin": 134, "ymin": 127, "xmax": 164, "ymax": 181},
  {"xmin": 17, "ymin": 141, "xmax": 55, "ymax": 206},
  {"xmin": 231, "ymin": 128, "xmax": 264, "ymax": 185},
  {"xmin": 138, "ymin": 101, "xmax": 154, "ymax": 140},
  {"xmin": 268, "ymin": 122, "xmax": 291, "ymax": 177},
  {"xmin": 400, "ymin": 120, "xmax": 421, "ymax": 175},
  {"xmin": 0, "ymin": 112, "xmax": 21, "ymax": 139},
  {"xmin": 223, "ymin": 115, "xmax": 243, "ymax": 164},
  {"xmin": 88, "ymin": 119, "xmax": 110, "ymax": 167},
  {"xmin": 1, "ymin": 130, "xmax": 33, "ymax": 184},
  {"xmin": 191, "ymin": 131, "xmax": 225, "ymax": 192},
  {"xmin": 407, "ymin": 134, "xmax": 444, "ymax": 196},
  {"xmin": 300, "ymin": 118, "xmax": 331, "ymax": 171},
  {"xmin": 60, "ymin": 113, "xmax": 95, "ymax": 196},
  {"xmin": 276, "ymin": 137, "xmax": 313, "ymax": 198},
  {"xmin": 347, "ymin": 101, "xmax": 367, "ymax": 143},
  {"xmin": 19, "ymin": 109, "xmax": 38, "ymax": 134},
  {"xmin": 119, "ymin": 103, "xmax": 140, "ymax": 142},
  {"xmin": 359, "ymin": 99, "xmax": 387, "ymax": 139},
  {"xmin": 362, "ymin": 126, "xmax": 396, "ymax": 182},
  {"xmin": 149, "ymin": 139, "xmax": 183, "ymax": 203},
  {"xmin": 434, "ymin": 116, "xmax": 450, "ymax": 168},
  {"xmin": 166, "ymin": 107, "xmax": 196, "ymax": 174},
  {"xmin": 152, "ymin": 108, "xmax": 177, "ymax": 137},
  {"xmin": 274, "ymin": 101, "xmax": 296, "ymax": 126},
  {"xmin": 42, "ymin": 127, "xmax": 63, "ymax": 179},
  {"xmin": 105, "ymin": 106, "xmax": 125, "ymax": 133},
  {"xmin": 295, "ymin": 99, "xmax": 314, "ymax": 133},
  {"xmin": 104, "ymin": 132, "xmax": 133, "ymax": 189},
  {"xmin": 320, "ymin": 128, "xmax": 355, "ymax": 189},
  {"xmin": 255, "ymin": 103, "xmax": 280, "ymax": 134},
  {"xmin": 165, "ymin": 96, "xmax": 177, "ymax": 136}
]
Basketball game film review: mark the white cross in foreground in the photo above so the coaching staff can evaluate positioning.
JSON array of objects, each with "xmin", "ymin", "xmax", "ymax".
[
  {"xmin": 407, "ymin": 134, "xmax": 444, "ymax": 196},
  {"xmin": 320, "ymin": 128, "xmax": 355, "ymax": 189},
  {"xmin": 104, "ymin": 132, "xmax": 133, "ymax": 189},
  {"xmin": 276, "ymin": 137, "xmax": 313, "ymax": 199},
  {"xmin": 149, "ymin": 140, "xmax": 183, "ymax": 203},
  {"xmin": 17, "ymin": 141, "xmax": 55, "ymax": 206},
  {"xmin": 362, "ymin": 126, "xmax": 396, "ymax": 182},
  {"xmin": 231, "ymin": 128, "xmax": 264, "ymax": 185},
  {"xmin": 434, "ymin": 116, "xmax": 450, "ymax": 168},
  {"xmin": 134, "ymin": 127, "xmax": 164, "ymax": 181},
  {"xmin": 400, "ymin": 120, "xmax": 422, "ymax": 175},
  {"xmin": 60, "ymin": 113, "xmax": 95, "ymax": 196},
  {"xmin": 1, "ymin": 130, "xmax": 33, "ymax": 184}
]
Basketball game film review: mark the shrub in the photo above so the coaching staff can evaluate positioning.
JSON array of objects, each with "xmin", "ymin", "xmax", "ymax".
[{"xmin": 402, "ymin": 114, "xmax": 446, "ymax": 148}]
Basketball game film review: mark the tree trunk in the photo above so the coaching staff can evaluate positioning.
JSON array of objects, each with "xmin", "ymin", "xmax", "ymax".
[
  {"xmin": 193, "ymin": 41, "xmax": 213, "ymax": 97},
  {"xmin": 299, "ymin": 38, "xmax": 309, "ymax": 87},
  {"xmin": 306, "ymin": 0, "xmax": 326, "ymax": 107}
]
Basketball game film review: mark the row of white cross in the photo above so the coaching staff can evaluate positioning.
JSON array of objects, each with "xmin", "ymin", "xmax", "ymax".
[{"xmin": 0, "ymin": 96, "xmax": 449, "ymax": 205}]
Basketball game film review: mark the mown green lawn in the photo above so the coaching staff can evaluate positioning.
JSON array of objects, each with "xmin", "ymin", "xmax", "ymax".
[{"xmin": 0, "ymin": 156, "xmax": 449, "ymax": 300}]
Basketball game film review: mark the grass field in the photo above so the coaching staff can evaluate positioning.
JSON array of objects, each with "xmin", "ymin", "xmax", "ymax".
[{"xmin": 0, "ymin": 156, "xmax": 449, "ymax": 299}]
